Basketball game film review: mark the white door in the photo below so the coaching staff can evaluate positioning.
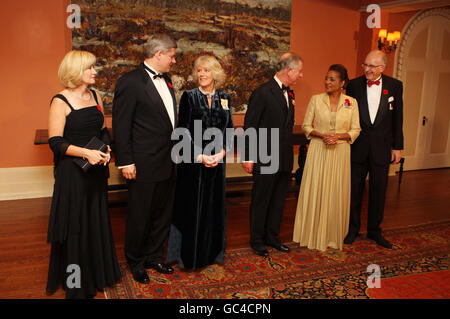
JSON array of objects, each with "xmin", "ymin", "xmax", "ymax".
[{"xmin": 397, "ymin": 9, "xmax": 450, "ymax": 170}]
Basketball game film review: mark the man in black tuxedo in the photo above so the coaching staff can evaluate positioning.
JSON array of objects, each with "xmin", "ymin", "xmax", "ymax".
[
  {"xmin": 113, "ymin": 34, "xmax": 178, "ymax": 283},
  {"xmin": 344, "ymin": 50, "xmax": 404, "ymax": 249},
  {"xmin": 242, "ymin": 52, "xmax": 303, "ymax": 257}
]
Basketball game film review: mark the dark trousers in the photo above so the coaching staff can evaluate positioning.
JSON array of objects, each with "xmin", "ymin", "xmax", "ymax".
[
  {"xmin": 125, "ymin": 175, "xmax": 176, "ymax": 273},
  {"xmin": 249, "ymin": 170, "xmax": 291, "ymax": 248},
  {"xmin": 349, "ymin": 156, "xmax": 389, "ymax": 237}
]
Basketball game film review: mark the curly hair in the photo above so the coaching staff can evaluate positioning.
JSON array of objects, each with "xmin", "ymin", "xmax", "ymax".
[{"xmin": 191, "ymin": 55, "xmax": 226, "ymax": 88}]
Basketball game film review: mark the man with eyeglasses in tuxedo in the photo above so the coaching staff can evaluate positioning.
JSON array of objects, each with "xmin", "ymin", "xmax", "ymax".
[{"xmin": 344, "ymin": 50, "xmax": 404, "ymax": 249}]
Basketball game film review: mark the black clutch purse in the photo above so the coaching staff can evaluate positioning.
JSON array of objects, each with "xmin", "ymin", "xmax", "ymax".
[{"xmin": 73, "ymin": 136, "xmax": 108, "ymax": 172}]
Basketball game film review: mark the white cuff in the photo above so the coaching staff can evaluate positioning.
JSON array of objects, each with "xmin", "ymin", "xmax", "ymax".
[{"xmin": 118, "ymin": 164, "xmax": 135, "ymax": 169}]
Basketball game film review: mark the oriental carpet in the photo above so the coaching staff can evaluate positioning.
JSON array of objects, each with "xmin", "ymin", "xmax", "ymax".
[{"xmin": 105, "ymin": 221, "xmax": 450, "ymax": 299}]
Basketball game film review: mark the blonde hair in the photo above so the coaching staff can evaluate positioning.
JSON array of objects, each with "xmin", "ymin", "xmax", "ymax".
[
  {"xmin": 58, "ymin": 50, "xmax": 96, "ymax": 88},
  {"xmin": 192, "ymin": 55, "xmax": 226, "ymax": 88}
]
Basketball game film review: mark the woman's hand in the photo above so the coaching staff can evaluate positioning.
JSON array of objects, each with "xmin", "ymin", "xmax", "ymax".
[
  {"xmin": 199, "ymin": 154, "xmax": 218, "ymax": 168},
  {"xmin": 83, "ymin": 148, "xmax": 109, "ymax": 166},
  {"xmin": 212, "ymin": 149, "xmax": 226, "ymax": 163},
  {"xmin": 103, "ymin": 145, "xmax": 112, "ymax": 166},
  {"xmin": 322, "ymin": 133, "xmax": 338, "ymax": 145}
]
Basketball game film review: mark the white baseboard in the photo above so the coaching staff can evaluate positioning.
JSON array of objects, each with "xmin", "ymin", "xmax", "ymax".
[
  {"xmin": 0, "ymin": 155, "xmax": 396, "ymax": 201},
  {"xmin": 0, "ymin": 165, "xmax": 127, "ymax": 201},
  {"xmin": 0, "ymin": 166, "xmax": 55, "ymax": 200}
]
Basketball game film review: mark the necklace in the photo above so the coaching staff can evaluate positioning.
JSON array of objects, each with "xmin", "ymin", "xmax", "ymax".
[{"xmin": 71, "ymin": 90, "xmax": 91, "ymax": 101}]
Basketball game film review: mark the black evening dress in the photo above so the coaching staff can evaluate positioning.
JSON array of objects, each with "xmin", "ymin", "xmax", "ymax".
[
  {"xmin": 167, "ymin": 88, "xmax": 234, "ymax": 270},
  {"xmin": 46, "ymin": 90, "xmax": 121, "ymax": 299}
]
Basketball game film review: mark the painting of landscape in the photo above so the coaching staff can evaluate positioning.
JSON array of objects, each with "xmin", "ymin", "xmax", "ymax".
[{"xmin": 72, "ymin": 0, "xmax": 292, "ymax": 114}]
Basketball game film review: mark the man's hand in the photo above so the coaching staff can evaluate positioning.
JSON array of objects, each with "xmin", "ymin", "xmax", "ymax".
[
  {"xmin": 242, "ymin": 162, "xmax": 253, "ymax": 174},
  {"xmin": 391, "ymin": 150, "xmax": 402, "ymax": 164},
  {"xmin": 122, "ymin": 165, "xmax": 136, "ymax": 180}
]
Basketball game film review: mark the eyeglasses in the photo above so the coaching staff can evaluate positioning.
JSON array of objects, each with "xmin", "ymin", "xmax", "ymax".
[{"xmin": 361, "ymin": 63, "xmax": 384, "ymax": 69}]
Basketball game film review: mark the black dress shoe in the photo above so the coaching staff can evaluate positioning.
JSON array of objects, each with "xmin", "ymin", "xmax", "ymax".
[
  {"xmin": 132, "ymin": 269, "xmax": 150, "ymax": 284},
  {"xmin": 266, "ymin": 243, "xmax": 290, "ymax": 253},
  {"xmin": 367, "ymin": 233, "xmax": 393, "ymax": 249},
  {"xmin": 344, "ymin": 232, "xmax": 359, "ymax": 244},
  {"xmin": 45, "ymin": 287, "xmax": 56, "ymax": 296},
  {"xmin": 145, "ymin": 263, "xmax": 174, "ymax": 274},
  {"xmin": 252, "ymin": 246, "xmax": 269, "ymax": 257}
]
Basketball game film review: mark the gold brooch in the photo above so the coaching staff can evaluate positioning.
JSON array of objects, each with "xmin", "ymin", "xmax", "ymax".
[{"xmin": 221, "ymin": 99, "xmax": 229, "ymax": 110}]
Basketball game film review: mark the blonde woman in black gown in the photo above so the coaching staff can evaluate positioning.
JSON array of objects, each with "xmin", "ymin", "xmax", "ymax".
[{"xmin": 46, "ymin": 50, "xmax": 121, "ymax": 298}]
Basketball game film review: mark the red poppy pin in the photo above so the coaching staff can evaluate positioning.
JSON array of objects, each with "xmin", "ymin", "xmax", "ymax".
[
  {"xmin": 288, "ymin": 91, "xmax": 295, "ymax": 105},
  {"xmin": 168, "ymin": 82, "xmax": 173, "ymax": 89},
  {"xmin": 97, "ymin": 105, "xmax": 102, "ymax": 112},
  {"xmin": 344, "ymin": 98, "xmax": 351, "ymax": 108},
  {"xmin": 383, "ymin": 89, "xmax": 388, "ymax": 95}
]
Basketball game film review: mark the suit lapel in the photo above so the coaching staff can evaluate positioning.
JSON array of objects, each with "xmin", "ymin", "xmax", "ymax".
[
  {"xmin": 269, "ymin": 79, "xmax": 289, "ymax": 121},
  {"xmin": 164, "ymin": 75, "xmax": 178, "ymax": 128},
  {"xmin": 373, "ymin": 75, "xmax": 389, "ymax": 128},
  {"xmin": 358, "ymin": 76, "xmax": 372, "ymax": 127},
  {"xmin": 286, "ymin": 90, "xmax": 295, "ymax": 127},
  {"xmin": 140, "ymin": 64, "xmax": 174, "ymax": 130}
]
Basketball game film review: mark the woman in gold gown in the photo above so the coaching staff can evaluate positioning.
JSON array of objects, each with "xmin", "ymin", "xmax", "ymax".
[{"xmin": 293, "ymin": 64, "xmax": 361, "ymax": 251}]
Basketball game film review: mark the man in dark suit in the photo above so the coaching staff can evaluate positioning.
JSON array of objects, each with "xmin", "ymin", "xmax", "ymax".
[
  {"xmin": 113, "ymin": 34, "xmax": 178, "ymax": 283},
  {"xmin": 344, "ymin": 50, "xmax": 404, "ymax": 249},
  {"xmin": 242, "ymin": 52, "xmax": 303, "ymax": 257}
]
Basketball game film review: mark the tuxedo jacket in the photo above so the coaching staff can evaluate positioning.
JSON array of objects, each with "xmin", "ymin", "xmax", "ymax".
[
  {"xmin": 346, "ymin": 74, "xmax": 403, "ymax": 166},
  {"xmin": 112, "ymin": 63, "xmax": 178, "ymax": 182},
  {"xmin": 244, "ymin": 78, "xmax": 295, "ymax": 173}
]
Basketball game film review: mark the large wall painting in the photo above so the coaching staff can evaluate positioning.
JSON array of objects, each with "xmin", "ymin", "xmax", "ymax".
[{"xmin": 72, "ymin": 0, "xmax": 292, "ymax": 115}]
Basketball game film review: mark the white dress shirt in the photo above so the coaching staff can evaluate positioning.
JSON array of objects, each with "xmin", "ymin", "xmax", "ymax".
[
  {"xmin": 367, "ymin": 76, "xmax": 382, "ymax": 124},
  {"xmin": 118, "ymin": 63, "xmax": 175, "ymax": 170},
  {"xmin": 274, "ymin": 75, "xmax": 289, "ymax": 109},
  {"xmin": 144, "ymin": 62, "xmax": 175, "ymax": 129}
]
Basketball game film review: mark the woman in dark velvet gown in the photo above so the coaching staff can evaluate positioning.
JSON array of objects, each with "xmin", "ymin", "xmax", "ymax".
[
  {"xmin": 46, "ymin": 50, "xmax": 121, "ymax": 298},
  {"xmin": 167, "ymin": 55, "xmax": 233, "ymax": 270}
]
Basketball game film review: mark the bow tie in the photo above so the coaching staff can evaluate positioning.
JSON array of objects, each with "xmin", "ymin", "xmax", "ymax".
[
  {"xmin": 367, "ymin": 79, "xmax": 380, "ymax": 87},
  {"xmin": 144, "ymin": 64, "xmax": 164, "ymax": 80},
  {"xmin": 281, "ymin": 85, "xmax": 290, "ymax": 92}
]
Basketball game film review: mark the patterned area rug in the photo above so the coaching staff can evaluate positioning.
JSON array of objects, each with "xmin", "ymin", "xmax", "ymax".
[{"xmin": 105, "ymin": 221, "xmax": 450, "ymax": 299}]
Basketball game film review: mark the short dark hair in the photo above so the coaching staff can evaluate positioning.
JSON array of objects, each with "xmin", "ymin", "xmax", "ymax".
[
  {"xmin": 328, "ymin": 64, "xmax": 349, "ymax": 89},
  {"xmin": 144, "ymin": 33, "xmax": 177, "ymax": 58}
]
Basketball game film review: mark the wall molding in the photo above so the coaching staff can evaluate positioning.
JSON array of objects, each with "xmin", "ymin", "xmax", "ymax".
[
  {"xmin": 0, "ymin": 155, "xmax": 398, "ymax": 201},
  {"xmin": 0, "ymin": 161, "xmax": 253, "ymax": 201},
  {"xmin": 0, "ymin": 165, "xmax": 126, "ymax": 201},
  {"xmin": 0, "ymin": 166, "xmax": 55, "ymax": 201},
  {"xmin": 360, "ymin": 1, "xmax": 450, "ymax": 12},
  {"xmin": 394, "ymin": 7, "xmax": 450, "ymax": 79}
]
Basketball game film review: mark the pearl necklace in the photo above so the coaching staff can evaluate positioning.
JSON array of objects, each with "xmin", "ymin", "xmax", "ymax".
[{"xmin": 199, "ymin": 87, "xmax": 215, "ymax": 99}]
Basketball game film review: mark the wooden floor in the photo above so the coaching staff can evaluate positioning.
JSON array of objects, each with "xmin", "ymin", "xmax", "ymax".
[{"xmin": 0, "ymin": 168, "xmax": 449, "ymax": 299}]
